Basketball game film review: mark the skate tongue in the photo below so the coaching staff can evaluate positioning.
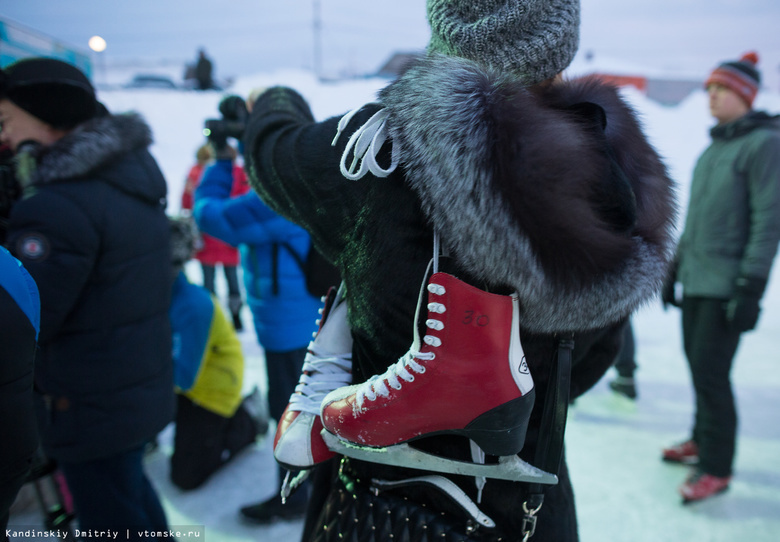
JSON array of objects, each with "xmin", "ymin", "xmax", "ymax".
[{"xmin": 308, "ymin": 299, "xmax": 352, "ymax": 355}]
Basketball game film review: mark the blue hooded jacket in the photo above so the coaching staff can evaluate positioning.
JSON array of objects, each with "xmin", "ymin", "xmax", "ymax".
[{"xmin": 194, "ymin": 158, "xmax": 320, "ymax": 351}]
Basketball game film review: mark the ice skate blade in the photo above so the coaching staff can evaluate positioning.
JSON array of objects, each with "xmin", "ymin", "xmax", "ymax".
[{"xmin": 322, "ymin": 431, "xmax": 558, "ymax": 484}]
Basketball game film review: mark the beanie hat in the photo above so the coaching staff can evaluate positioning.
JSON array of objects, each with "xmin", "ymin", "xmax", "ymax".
[
  {"xmin": 0, "ymin": 57, "xmax": 98, "ymax": 129},
  {"xmin": 426, "ymin": 0, "xmax": 580, "ymax": 85},
  {"xmin": 705, "ymin": 52, "xmax": 761, "ymax": 107}
]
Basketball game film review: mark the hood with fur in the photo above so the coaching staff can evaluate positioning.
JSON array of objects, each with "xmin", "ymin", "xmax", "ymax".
[
  {"xmin": 378, "ymin": 54, "xmax": 677, "ymax": 333},
  {"xmin": 16, "ymin": 112, "xmax": 166, "ymax": 205}
]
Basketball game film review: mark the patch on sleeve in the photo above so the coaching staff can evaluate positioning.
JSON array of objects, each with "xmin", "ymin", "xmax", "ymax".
[{"xmin": 16, "ymin": 233, "xmax": 50, "ymax": 262}]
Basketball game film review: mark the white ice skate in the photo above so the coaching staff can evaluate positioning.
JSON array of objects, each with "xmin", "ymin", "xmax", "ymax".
[{"xmin": 273, "ymin": 285, "xmax": 352, "ymax": 471}]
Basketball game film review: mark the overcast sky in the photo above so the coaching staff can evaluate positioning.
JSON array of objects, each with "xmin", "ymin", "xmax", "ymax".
[{"xmin": 2, "ymin": 0, "xmax": 780, "ymax": 89}]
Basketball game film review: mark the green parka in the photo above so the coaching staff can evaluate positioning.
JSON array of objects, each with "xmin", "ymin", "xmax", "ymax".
[{"xmin": 678, "ymin": 111, "xmax": 780, "ymax": 298}]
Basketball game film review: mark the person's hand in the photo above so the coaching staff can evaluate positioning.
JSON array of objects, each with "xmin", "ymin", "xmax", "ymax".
[
  {"xmin": 661, "ymin": 278, "xmax": 680, "ymax": 309},
  {"xmin": 218, "ymin": 95, "xmax": 247, "ymax": 122},
  {"xmin": 725, "ymin": 276, "xmax": 766, "ymax": 332},
  {"xmin": 661, "ymin": 259, "xmax": 680, "ymax": 310}
]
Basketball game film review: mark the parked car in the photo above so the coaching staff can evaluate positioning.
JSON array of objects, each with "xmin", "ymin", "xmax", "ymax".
[{"xmin": 123, "ymin": 74, "xmax": 179, "ymax": 89}]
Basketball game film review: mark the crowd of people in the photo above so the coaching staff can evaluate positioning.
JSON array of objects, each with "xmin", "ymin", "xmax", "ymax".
[{"xmin": 1, "ymin": 0, "xmax": 779, "ymax": 540}]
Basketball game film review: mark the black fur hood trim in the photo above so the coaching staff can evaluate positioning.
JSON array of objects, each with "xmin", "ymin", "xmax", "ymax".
[
  {"xmin": 378, "ymin": 55, "xmax": 677, "ymax": 332},
  {"xmin": 21, "ymin": 112, "xmax": 153, "ymax": 186}
]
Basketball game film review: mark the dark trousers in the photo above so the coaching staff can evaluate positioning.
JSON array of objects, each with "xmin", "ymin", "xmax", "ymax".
[
  {"xmin": 170, "ymin": 394, "xmax": 258, "ymax": 490},
  {"xmin": 682, "ymin": 296, "xmax": 742, "ymax": 477},
  {"xmin": 57, "ymin": 445, "xmax": 168, "ymax": 538},
  {"xmin": 265, "ymin": 347, "xmax": 308, "ymax": 422},
  {"xmin": 201, "ymin": 263, "xmax": 241, "ymax": 299}
]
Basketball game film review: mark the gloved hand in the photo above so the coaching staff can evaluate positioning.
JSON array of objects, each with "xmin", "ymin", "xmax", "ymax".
[
  {"xmin": 725, "ymin": 275, "xmax": 766, "ymax": 333},
  {"xmin": 661, "ymin": 259, "xmax": 680, "ymax": 309},
  {"xmin": 218, "ymin": 95, "xmax": 247, "ymax": 122}
]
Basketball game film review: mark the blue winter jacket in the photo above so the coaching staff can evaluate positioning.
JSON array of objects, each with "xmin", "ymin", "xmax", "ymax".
[{"xmin": 194, "ymin": 159, "xmax": 320, "ymax": 352}]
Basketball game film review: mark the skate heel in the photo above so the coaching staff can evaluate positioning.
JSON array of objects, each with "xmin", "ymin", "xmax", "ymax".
[{"xmin": 462, "ymin": 390, "xmax": 536, "ymax": 456}]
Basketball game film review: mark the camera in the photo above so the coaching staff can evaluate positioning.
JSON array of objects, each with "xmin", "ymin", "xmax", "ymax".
[
  {"xmin": 202, "ymin": 95, "xmax": 248, "ymax": 151},
  {"xmin": 202, "ymin": 118, "xmax": 245, "ymax": 150}
]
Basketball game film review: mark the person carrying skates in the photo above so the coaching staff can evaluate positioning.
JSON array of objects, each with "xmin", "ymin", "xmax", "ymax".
[{"xmin": 243, "ymin": 0, "xmax": 677, "ymax": 539}]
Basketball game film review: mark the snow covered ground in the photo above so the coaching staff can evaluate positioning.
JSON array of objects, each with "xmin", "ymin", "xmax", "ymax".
[{"xmin": 9, "ymin": 69, "xmax": 780, "ymax": 541}]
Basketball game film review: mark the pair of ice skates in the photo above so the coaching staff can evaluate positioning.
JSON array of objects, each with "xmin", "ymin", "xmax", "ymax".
[{"xmin": 273, "ymin": 262, "xmax": 558, "ymax": 490}]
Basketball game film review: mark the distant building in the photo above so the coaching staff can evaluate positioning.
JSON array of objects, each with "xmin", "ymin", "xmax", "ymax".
[
  {"xmin": 0, "ymin": 17, "xmax": 92, "ymax": 76},
  {"xmin": 568, "ymin": 52, "xmax": 704, "ymax": 106}
]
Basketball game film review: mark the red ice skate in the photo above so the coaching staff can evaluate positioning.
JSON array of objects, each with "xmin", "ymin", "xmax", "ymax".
[
  {"xmin": 662, "ymin": 439, "xmax": 699, "ymax": 465},
  {"xmin": 320, "ymin": 270, "xmax": 542, "ymax": 482},
  {"xmin": 680, "ymin": 470, "xmax": 730, "ymax": 504},
  {"xmin": 273, "ymin": 286, "xmax": 352, "ymax": 470}
]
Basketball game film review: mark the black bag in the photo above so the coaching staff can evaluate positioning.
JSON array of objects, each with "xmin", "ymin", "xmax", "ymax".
[
  {"xmin": 311, "ymin": 467, "xmax": 496, "ymax": 542},
  {"xmin": 272, "ymin": 242, "xmax": 341, "ymax": 298}
]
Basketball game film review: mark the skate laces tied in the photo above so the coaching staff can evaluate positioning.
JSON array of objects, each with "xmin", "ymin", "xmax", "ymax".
[
  {"xmin": 355, "ymin": 283, "xmax": 447, "ymax": 407},
  {"xmin": 332, "ymin": 106, "xmax": 399, "ymax": 181},
  {"xmin": 289, "ymin": 345, "xmax": 352, "ymax": 415}
]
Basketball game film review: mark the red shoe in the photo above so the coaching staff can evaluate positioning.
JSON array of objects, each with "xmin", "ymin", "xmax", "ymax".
[
  {"xmin": 321, "ymin": 271, "xmax": 535, "ymax": 457},
  {"xmin": 273, "ymin": 287, "xmax": 352, "ymax": 470},
  {"xmin": 680, "ymin": 470, "xmax": 730, "ymax": 503},
  {"xmin": 662, "ymin": 440, "xmax": 699, "ymax": 465}
]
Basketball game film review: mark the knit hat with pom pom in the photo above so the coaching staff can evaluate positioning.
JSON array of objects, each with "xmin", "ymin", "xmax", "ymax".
[{"xmin": 705, "ymin": 52, "xmax": 761, "ymax": 107}]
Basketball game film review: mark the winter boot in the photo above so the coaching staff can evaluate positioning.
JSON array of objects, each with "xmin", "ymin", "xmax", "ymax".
[
  {"xmin": 609, "ymin": 376, "xmax": 637, "ymax": 400},
  {"xmin": 320, "ymin": 271, "xmax": 535, "ymax": 457},
  {"xmin": 662, "ymin": 439, "xmax": 699, "ymax": 465},
  {"xmin": 273, "ymin": 287, "xmax": 352, "ymax": 470}
]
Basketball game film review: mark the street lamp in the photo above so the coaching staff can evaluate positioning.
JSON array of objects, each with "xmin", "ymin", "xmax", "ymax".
[{"xmin": 88, "ymin": 35, "xmax": 107, "ymax": 85}]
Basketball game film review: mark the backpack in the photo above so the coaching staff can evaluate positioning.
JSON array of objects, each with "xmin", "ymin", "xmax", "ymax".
[{"xmin": 272, "ymin": 242, "xmax": 341, "ymax": 298}]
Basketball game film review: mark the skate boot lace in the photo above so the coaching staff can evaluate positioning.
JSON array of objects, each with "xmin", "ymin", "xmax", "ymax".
[
  {"xmin": 332, "ymin": 106, "xmax": 399, "ymax": 180},
  {"xmin": 288, "ymin": 345, "xmax": 352, "ymax": 415},
  {"xmin": 355, "ymin": 282, "xmax": 446, "ymax": 407}
]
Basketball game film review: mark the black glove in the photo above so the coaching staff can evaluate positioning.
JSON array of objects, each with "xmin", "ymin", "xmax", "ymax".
[
  {"xmin": 218, "ymin": 95, "xmax": 248, "ymax": 122},
  {"xmin": 661, "ymin": 259, "xmax": 680, "ymax": 309},
  {"xmin": 725, "ymin": 275, "xmax": 766, "ymax": 333}
]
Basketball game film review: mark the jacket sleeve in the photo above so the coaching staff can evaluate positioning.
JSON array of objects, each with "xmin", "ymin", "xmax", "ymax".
[
  {"xmin": 8, "ymin": 190, "xmax": 99, "ymax": 344},
  {"xmin": 193, "ymin": 158, "xmax": 295, "ymax": 246},
  {"xmin": 740, "ymin": 131, "xmax": 780, "ymax": 283},
  {"xmin": 243, "ymin": 87, "xmax": 382, "ymax": 259},
  {"xmin": 170, "ymin": 274, "xmax": 213, "ymax": 392}
]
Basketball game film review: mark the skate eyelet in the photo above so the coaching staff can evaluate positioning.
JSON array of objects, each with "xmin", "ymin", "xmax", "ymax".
[{"xmin": 427, "ymin": 283, "xmax": 446, "ymax": 295}]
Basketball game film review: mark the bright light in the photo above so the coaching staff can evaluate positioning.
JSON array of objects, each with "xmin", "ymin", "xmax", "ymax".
[{"xmin": 88, "ymin": 35, "xmax": 107, "ymax": 53}]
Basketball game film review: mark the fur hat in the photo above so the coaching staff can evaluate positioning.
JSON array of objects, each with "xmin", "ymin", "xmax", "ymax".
[
  {"xmin": 169, "ymin": 216, "xmax": 199, "ymax": 268},
  {"xmin": 705, "ymin": 52, "xmax": 761, "ymax": 107},
  {"xmin": 0, "ymin": 57, "xmax": 98, "ymax": 129},
  {"xmin": 426, "ymin": 0, "xmax": 580, "ymax": 85}
]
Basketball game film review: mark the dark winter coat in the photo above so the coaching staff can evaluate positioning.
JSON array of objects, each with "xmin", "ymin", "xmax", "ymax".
[
  {"xmin": 245, "ymin": 54, "xmax": 676, "ymax": 541},
  {"xmin": 0, "ymin": 246, "xmax": 39, "ymax": 530},
  {"xmin": 7, "ymin": 112, "xmax": 174, "ymax": 463},
  {"xmin": 677, "ymin": 111, "xmax": 780, "ymax": 298}
]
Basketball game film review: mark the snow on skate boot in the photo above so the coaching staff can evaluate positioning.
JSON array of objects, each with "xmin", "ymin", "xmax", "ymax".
[
  {"xmin": 320, "ymin": 271, "xmax": 555, "ymax": 483},
  {"xmin": 273, "ymin": 286, "xmax": 352, "ymax": 471}
]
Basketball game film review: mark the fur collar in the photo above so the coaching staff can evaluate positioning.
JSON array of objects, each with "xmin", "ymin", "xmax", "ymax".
[
  {"xmin": 18, "ymin": 112, "xmax": 153, "ymax": 186},
  {"xmin": 378, "ymin": 55, "xmax": 677, "ymax": 332}
]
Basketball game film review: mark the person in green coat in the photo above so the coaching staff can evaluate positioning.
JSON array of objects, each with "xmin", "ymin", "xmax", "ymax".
[{"xmin": 663, "ymin": 51, "xmax": 780, "ymax": 504}]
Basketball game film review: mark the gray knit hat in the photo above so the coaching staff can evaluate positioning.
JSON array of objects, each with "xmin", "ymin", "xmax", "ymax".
[{"xmin": 426, "ymin": 0, "xmax": 580, "ymax": 84}]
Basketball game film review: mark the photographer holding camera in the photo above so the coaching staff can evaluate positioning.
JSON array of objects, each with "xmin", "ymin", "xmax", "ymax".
[{"xmin": 193, "ymin": 95, "xmax": 322, "ymax": 524}]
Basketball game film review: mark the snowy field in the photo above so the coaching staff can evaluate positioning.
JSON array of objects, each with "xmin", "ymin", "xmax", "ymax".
[{"xmin": 9, "ymin": 68, "xmax": 780, "ymax": 541}]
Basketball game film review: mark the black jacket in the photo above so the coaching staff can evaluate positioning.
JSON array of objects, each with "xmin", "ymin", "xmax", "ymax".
[
  {"xmin": 245, "ymin": 55, "xmax": 676, "ymax": 541},
  {"xmin": 8, "ymin": 112, "xmax": 174, "ymax": 462}
]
